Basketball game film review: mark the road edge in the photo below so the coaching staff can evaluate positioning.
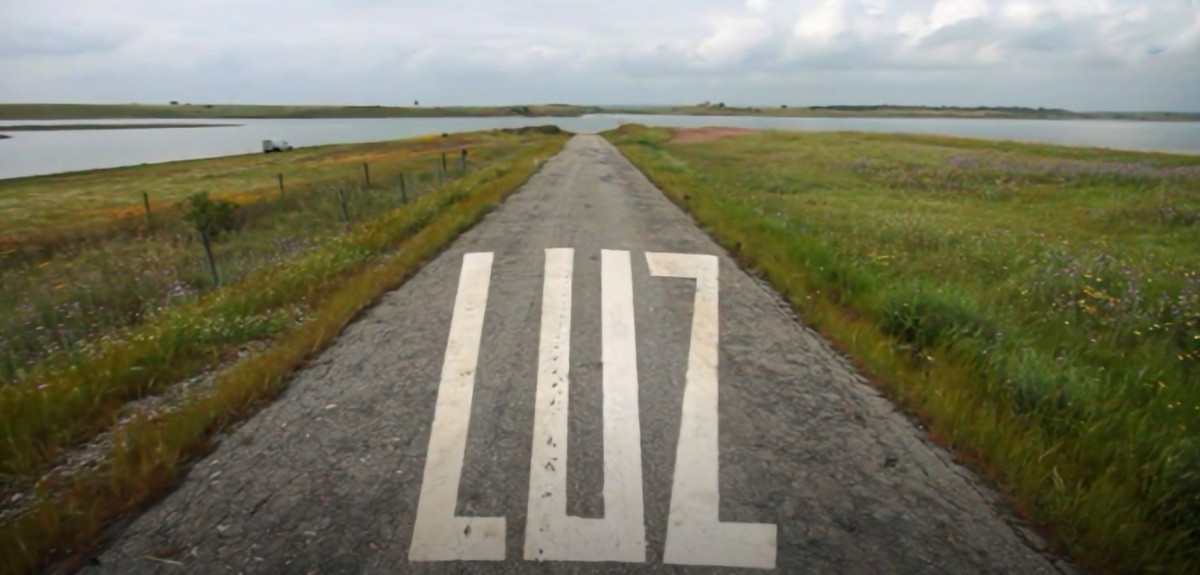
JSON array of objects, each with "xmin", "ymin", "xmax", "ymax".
[
  {"xmin": 600, "ymin": 131, "xmax": 1085, "ymax": 575},
  {"xmin": 1, "ymin": 136, "xmax": 569, "ymax": 575}
]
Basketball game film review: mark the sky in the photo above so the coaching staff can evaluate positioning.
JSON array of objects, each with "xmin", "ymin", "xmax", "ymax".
[{"xmin": 1, "ymin": 0, "xmax": 1198, "ymax": 111}]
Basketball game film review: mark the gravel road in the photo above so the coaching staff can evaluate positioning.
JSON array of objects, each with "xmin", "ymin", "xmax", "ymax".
[{"xmin": 83, "ymin": 135, "xmax": 1068, "ymax": 574}]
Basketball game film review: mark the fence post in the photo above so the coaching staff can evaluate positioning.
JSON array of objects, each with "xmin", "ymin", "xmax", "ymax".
[
  {"xmin": 460, "ymin": 149, "xmax": 467, "ymax": 173},
  {"xmin": 200, "ymin": 228, "xmax": 220, "ymax": 286},
  {"xmin": 399, "ymin": 173, "xmax": 408, "ymax": 204},
  {"xmin": 337, "ymin": 186, "xmax": 351, "ymax": 226},
  {"xmin": 277, "ymin": 173, "xmax": 284, "ymax": 199},
  {"xmin": 141, "ymin": 192, "xmax": 153, "ymax": 230},
  {"xmin": 363, "ymin": 162, "xmax": 371, "ymax": 187}
]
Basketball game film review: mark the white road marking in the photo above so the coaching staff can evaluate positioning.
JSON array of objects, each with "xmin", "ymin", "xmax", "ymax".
[
  {"xmin": 409, "ymin": 252, "xmax": 506, "ymax": 561},
  {"xmin": 524, "ymin": 249, "xmax": 647, "ymax": 562},
  {"xmin": 648, "ymin": 252, "xmax": 778, "ymax": 570}
]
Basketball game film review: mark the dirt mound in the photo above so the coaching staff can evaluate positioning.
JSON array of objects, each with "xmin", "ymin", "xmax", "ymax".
[{"xmin": 670, "ymin": 127, "xmax": 760, "ymax": 143}]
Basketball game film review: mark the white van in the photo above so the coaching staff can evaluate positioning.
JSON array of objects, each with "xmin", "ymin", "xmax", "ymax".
[{"xmin": 262, "ymin": 139, "xmax": 293, "ymax": 153}]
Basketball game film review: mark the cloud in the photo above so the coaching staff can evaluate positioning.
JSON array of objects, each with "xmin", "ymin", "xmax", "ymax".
[
  {"xmin": 0, "ymin": 17, "xmax": 134, "ymax": 58},
  {"xmin": 694, "ymin": 15, "xmax": 775, "ymax": 67},
  {"xmin": 0, "ymin": 0, "xmax": 1197, "ymax": 110}
]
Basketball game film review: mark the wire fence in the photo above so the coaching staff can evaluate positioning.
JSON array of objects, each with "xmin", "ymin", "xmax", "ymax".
[{"xmin": 0, "ymin": 149, "xmax": 477, "ymax": 382}]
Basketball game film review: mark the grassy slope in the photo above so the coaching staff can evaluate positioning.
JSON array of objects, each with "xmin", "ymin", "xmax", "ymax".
[
  {"xmin": 0, "ymin": 131, "xmax": 568, "ymax": 574},
  {"xmin": 0, "ymin": 132, "xmax": 496, "ymax": 247},
  {"xmin": 0, "ymin": 130, "xmax": 553, "ymax": 472},
  {"xmin": 0, "ymin": 103, "xmax": 598, "ymax": 120},
  {"xmin": 605, "ymin": 125, "xmax": 1200, "ymax": 574}
]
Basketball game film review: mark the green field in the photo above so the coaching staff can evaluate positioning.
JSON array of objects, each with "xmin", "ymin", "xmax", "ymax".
[
  {"xmin": 0, "ymin": 128, "xmax": 568, "ymax": 573},
  {"xmin": 0, "ymin": 131, "xmax": 521, "ymax": 250},
  {"xmin": 605, "ymin": 125, "xmax": 1200, "ymax": 574}
]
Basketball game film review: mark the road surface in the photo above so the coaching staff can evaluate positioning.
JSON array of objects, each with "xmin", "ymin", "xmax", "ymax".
[{"xmin": 84, "ymin": 135, "xmax": 1067, "ymax": 574}]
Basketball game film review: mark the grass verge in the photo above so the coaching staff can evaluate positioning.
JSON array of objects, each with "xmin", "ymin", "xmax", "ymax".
[
  {"xmin": 0, "ymin": 133, "xmax": 528, "ymax": 384},
  {"xmin": 604, "ymin": 125, "xmax": 1200, "ymax": 574},
  {"xmin": 0, "ymin": 133, "xmax": 566, "ymax": 574},
  {"xmin": 0, "ymin": 132, "xmax": 547, "ymax": 479},
  {"xmin": 0, "ymin": 132, "xmax": 498, "ymax": 249}
]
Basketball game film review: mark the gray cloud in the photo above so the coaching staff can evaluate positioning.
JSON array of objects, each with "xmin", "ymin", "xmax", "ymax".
[
  {"xmin": 0, "ymin": 0, "xmax": 1197, "ymax": 110},
  {"xmin": 0, "ymin": 22, "xmax": 132, "ymax": 57}
]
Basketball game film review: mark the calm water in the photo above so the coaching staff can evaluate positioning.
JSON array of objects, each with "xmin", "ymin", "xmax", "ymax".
[{"xmin": 1, "ymin": 115, "xmax": 1198, "ymax": 180}]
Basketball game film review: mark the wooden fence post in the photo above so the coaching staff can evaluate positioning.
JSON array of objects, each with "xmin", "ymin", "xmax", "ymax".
[
  {"xmin": 200, "ymin": 228, "xmax": 220, "ymax": 286},
  {"xmin": 142, "ymin": 192, "xmax": 152, "ymax": 229},
  {"xmin": 460, "ymin": 149, "xmax": 467, "ymax": 173},
  {"xmin": 441, "ymin": 153, "xmax": 448, "ymax": 179},
  {"xmin": 337, "ymin": 187, "xmax": 350, "ymax": 225},
  {"xmin": 277, "ymin": 173, "xmax": 284, "ymax": 198},
  {"xmin": 363, "ymin": 162, "xmax": 371, "ymax": 187}
]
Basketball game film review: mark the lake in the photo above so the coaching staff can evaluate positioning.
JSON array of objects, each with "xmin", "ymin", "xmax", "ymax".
[{"xmin": 2, "ymin": 115, "xmax": 1198, "ymax": 180}]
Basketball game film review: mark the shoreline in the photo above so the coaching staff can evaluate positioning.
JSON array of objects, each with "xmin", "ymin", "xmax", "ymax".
[
  {"xmin": 2, "ymin": 103, "xmax": 1198, "ymax": 122},
  {"xmin": 0, "ymin": 123, "xmax": 239, "ymax": 131}
]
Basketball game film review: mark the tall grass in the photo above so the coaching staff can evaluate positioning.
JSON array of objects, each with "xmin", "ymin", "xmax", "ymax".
[
  {"xmin": 0, "ymin": 133, "xmax": 494, "ymax": 254},
  {"xmin": 0, "ymin": 131, "xmax": 567, "ymax": 574},
  {"xmin": 606, "ymin": 125, "xmax": 1200, "ymax": 574},
  {"xmin": 0, "ymin": 142, "xmax": 517, "ymax": 383},
  {"xmin": 0, "ymin": 132, "xmax": 552, "ymax": 484}
]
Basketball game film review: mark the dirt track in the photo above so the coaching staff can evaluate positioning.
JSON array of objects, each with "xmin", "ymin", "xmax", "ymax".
[{"xmin": 83, "ymin": 135, "xmax": 1071, "ymax": 574}]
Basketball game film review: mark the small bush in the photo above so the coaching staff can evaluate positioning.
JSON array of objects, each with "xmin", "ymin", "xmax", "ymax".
[{"xmin": 183, "ymin": 193, "xmax": 240, "ymax": 237}]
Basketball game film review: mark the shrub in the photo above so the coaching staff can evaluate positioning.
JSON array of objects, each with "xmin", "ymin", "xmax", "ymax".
[{"xmin": 183, "ymin": 192, "xmax": 239, "ymax": 237}]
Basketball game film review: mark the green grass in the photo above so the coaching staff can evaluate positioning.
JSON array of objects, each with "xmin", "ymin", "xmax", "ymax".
[
  {"xmin": 0, "ymin": 132, "xmax": 509, "ymax": 248},
  {"xmin": 0, "ymin": 129, "xmax": 567, "ymax": 573},
  {"xmin": 0, "ymin": 132, "xmax": 537, "ymax": 384},
  {"xmin": 605, "ymin": 125, "xmax": 1200, "ymax": 574},
  {"xmin": 0, "ymin": 131, "xmax": 559, "ymax": 479}
]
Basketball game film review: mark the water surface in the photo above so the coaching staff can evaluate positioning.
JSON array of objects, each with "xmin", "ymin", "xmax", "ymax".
[{"xmin": 2, "ymin": 115, "xmax": 1197, "ymax": 180}]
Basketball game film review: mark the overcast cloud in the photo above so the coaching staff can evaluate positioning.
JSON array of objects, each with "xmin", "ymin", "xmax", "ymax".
[{"xmin": 1, "ymin": 0, "xmax": 1197, "ymax": 110}]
